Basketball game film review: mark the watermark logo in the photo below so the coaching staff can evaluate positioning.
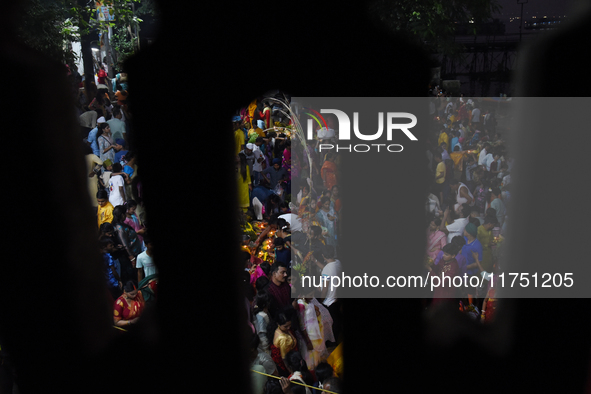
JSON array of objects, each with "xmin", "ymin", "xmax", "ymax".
[{"xmin": 303, "ymin": 108, "xmax": 417, "ymax": 152}]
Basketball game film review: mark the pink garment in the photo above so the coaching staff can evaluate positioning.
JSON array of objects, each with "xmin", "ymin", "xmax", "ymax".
[
  {"xmin": 124, "ymin": 215, "xmax": 144, "ymax": 244},
  {"xmin": 282, "ymin": 148, "xmax": 291, "ymax": 170},
  {"xmin": 426, "ymin": 230, "xmax": 447, "ymax": 260},
  {"xmin": 250, "ymin": 265, "xmax": 267, "ymax": 285}
]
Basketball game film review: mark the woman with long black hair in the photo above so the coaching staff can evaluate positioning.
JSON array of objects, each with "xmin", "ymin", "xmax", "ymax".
[
  {"xmin": 267, "ymin": 312, "xmax": 299, "ymax": 377},
  {"xmin": 237, "ymin": 152, "xmax": 252, "ymax": 212},
  {"xmin": 96, "ymin": 122, "xmax": 117, "ymax": 163},
  {"xmin": 113, "ymin": 280, "xmax": 145, "ymax": 328}
]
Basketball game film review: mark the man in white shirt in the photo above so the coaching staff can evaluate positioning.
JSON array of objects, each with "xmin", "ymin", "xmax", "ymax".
[
  {"xmin": 478, "ymin": 143, "xmax": 491, "ymax": 166},
  {"xmin": 482, "ymin": 149, "xmax": 495, "ymax": 172},
  {"xmin": 445, "ymin": 99, "xmax": 453, "ymax": 115},
  {"xmin": 79, "ymin": 110, "xmax": 97, "ymax": 129},
  {"xmin": 136, "ymin": 236, "xmax": 156, "ymax": 282},
  {"xmin": 471, "ymin": 105, "xmax": 481, "ymax": 125},
  {"xmin": 250, "ymin": 138, "xmax": 265, "ymax": 187},
  {"xmin": 439, "ymin": 204, "xmax": 471, "ymax": 243},
  {"xmin": 108, "ymin": 163, "xmax": 126, "ymax": 207},
  {"xmin": 240, "ymin": 144, "xmax": 256, "ymax": 176}
]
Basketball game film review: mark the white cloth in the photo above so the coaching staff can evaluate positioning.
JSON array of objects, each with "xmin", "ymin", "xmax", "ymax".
[
  {"xmin": 471, "ymin": 107, "xmax": 481, "ymax": 123},
  {"xmin": 310, "ymin": 298, "xmax": 335, "ymax": 343},
  {"xmin": 456, "ymin": 182, "xmax": 475, "ymax": 207},
  {"xmin": 136, "ymin": 251, "xmax": 157, "ymax": 277},
  {"xmin": 289, "ymin": 372, "xmax": 312, "ymax": 394},
  {"xmin": 478, "ymin": 148, "xmax": 488, "ymax": 166},
  {"xmin": 297, "ymin": 299, "xmax": 328, "ymax": 369},
  {"xmin": 108, "ymin": 174, "xmax": 125, "ymax": 206},
  {"xmin": 321, "ymin": 260, "xmax": 342, "ymax": 307},
  {"xmin": 254, "ymin": 311, "xmax": 270, "ymax": 354},
  {"xmin": 79, "ymin": 111, "xmax": 97, "ymax": 128},
  {"xmin": 279, "ymin": 213, "xmax": 301, "ymax": 232},
  {"xmin": 459, "ymin": 126, "xmax": 465, "ymax": 139},
  {"xmin": 445, "ymin": 102, "xmax": 453, "ymax": 114},
  {"xmin": 253, "ymin": 197, "xmax": 263, "ymax": 221},
  {"xmin": 317, "ymin": 127, "xmax": 335, "ymax": 139},
  {"xmin": 502, "ymin": 174, "xmax": 511, "ymax": 187},
  {"xmin": 106, "ymin": 117, "xmax": 126, "ymax": 141},
  {"xmin": 252, "ymin": 350, "xmax": 275, "ymax": 375},
  {"xmin": 252, "ymin": 148, "xmax": 264, "ymax": 172},
  {"xmin": 101, "ymin": 171, "xmax": 112, "ymax": 195},
  {"xmin": 426, "ymin": 193, "xmax": 441, "ymax": 217},
  {"xmin": 446, "ymin": 217, "xmax": 469, "ymax": 243}
]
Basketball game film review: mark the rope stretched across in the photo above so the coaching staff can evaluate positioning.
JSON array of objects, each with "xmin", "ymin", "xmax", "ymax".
[
  {"xmin": 250, "ymin": 369, "xmax": 339, "ymax": 394},
  {"xmin": 112, "ymin": 327, "xmax": 339, "ymax": 392}
]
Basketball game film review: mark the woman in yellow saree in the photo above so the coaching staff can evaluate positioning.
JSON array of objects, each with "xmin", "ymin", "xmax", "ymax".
[{"xmin": 237, "ymin": 153, "xmax": 252, "ymax": 211}]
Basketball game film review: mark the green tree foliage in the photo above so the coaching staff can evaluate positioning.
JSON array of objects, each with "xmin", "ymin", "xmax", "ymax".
[
  {"xmin": 136, "ymin": 0, "xmax": 158, "ymax": 17},
  {"xmin": 110, "ymin": 25, "xmax": 136, "ymax": 64},
  {"xmin": 367, "ymin": 0, "xmax": 502, "ymax": 57},
  {"xmin": 15, "ymin": 0, "xmax": 80, "ymax": 67},
  {"xmin": 14, "ymin": 0, "xmax": 145, "ymax": 67}
]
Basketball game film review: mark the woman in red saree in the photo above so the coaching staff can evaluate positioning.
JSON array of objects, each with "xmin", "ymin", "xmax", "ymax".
[{"xmin": 113, "ymin": 280, "xmax": 145, "ymax": 328}]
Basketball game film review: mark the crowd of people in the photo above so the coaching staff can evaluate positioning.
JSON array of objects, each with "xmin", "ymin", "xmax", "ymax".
[
  {"xmin": 424, "ymin": 89, "xmax": 511, "ymax": 320},
  {"xmin": 78, "ymin": 79, "xmax": 511, "ymax": 393},
  {"xmin": 235, "ymin": 91, "xmax": 513, "ymax": 392},
  {"xmin": 234, "ymin": 93, "xmax": 344, "ymax": 394},
  {"xmin": 77, "ymin": 61, "xmax": 158, "ymax": 333}
]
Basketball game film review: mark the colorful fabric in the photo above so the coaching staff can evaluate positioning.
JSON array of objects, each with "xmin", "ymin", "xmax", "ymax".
[
  {"xmin": 327, "ymin": 342, "xmax": 344, "ymax": 378},
  {"xmin": 113, "ymin": 292, "xmax": 145, "ymax": 322},
  {"xmin": 273, "ymin": 329, "xmax": 298, "ymax": 359},
  {"xmin": 270, "ymin": 344, "xmax": 290, "ymax": 376},
  {"xmin": 464, "ymin": 223, "xmax": 478, "ymax": 237},
  {"xmin": 103, "ymin": 253, "xmax": 118, "ymax": 288},
  {"xmin": 97, "ymin": 202, "xmax": 114, "ymax": 228},
  {"xmin": 477, "ymin": 225, "xmax": 494, "ymax": 272},
  {"xmin": 235, "ymin": 129, "xmax": 245, "ymax": 156},
  {"xmin": 431, "ymin": 258, "xmax": 460, "ymax": 301},
  {"xmin": 250, "ymin": 264, "xmax": 267, "ymax": 286},
  {"xmin": 426, "ymin": 230, "xmax": 447, "ymax": 260},
  {"xmin": 450, "ymin": 151, "xmax": 469, "ymax": 171},
  {"xmin": 98, "ymin": 134, "xmax": 115, "ymax": 163},
  {"xmin": 321, "ymin": 160, "xmax": 337, "ymax": 191},
  {"xmin": 237, "ymin": 165, "xmax": 251, "ymax": 208},
  {"xmin": 438, "ymin": 132, "xmax": 449, "ymax": 148},
  {"xmin": 296, "ymin": 299, "xmax": 329, "ymax": 369},
  {"xmin": 282, "ymin": 148, "xmax": 291, "ymax": 172},
  {"xmin": 114, "ymin": 223, "xmax": 142, "ymax": 257}
]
